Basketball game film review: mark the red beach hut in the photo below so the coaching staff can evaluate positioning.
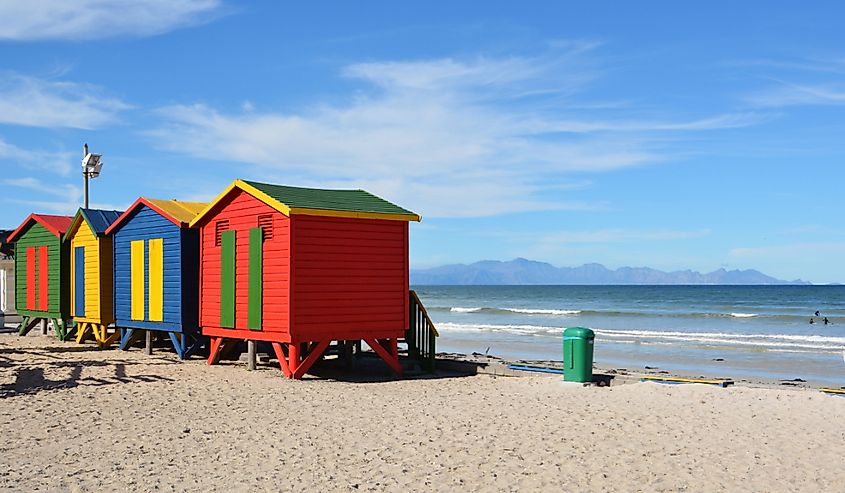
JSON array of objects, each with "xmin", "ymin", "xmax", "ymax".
[{"xmin": 189, "ymin": 179, "xmax": 421, "ymax": 378}]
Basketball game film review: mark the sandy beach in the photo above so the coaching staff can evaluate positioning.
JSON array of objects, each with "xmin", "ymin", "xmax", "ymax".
[{"xmin": 1, "ymin": 332, "xmax": 844, "ymax": 492}]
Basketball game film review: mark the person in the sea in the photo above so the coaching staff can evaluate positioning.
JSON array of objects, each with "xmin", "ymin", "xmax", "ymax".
[
  {"xmin": 824, "ymin": 317, "xmax": 830, "ymax": 325},
  {"xmin": 815, "ymin": 310, "xmax": 820, "ymax": 317},
  {"xmin": 810, "ymin": 318, "xmax": 815, "ymax": 324}
]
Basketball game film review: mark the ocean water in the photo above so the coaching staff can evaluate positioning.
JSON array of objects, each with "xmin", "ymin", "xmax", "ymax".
[{"xmin": 413, "ymin": 285, "xmax": 845, "ymax": 386}]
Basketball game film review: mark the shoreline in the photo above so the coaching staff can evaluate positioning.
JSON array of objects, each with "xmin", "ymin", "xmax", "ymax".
[{"xmin": 439, "ymin": 351, "xmax": 843, "ymax": 392}]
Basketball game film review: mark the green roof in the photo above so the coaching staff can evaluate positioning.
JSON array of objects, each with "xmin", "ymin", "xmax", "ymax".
[{"xmin": 243, "ymin": 180, "xmax": 419, "ymax": 219}]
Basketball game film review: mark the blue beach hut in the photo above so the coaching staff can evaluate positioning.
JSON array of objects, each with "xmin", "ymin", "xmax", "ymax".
[{"xmin": 105, "ymin": 198, "xmax": 207, "ymax": 358}]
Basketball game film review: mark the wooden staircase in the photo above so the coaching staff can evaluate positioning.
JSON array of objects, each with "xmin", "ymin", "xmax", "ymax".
[{"xmin": 404, "ymin": 290, "xmax": 438, "ymax": 372}]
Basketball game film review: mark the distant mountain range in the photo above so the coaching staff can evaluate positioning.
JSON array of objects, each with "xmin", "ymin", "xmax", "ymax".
[{"xmin": 410, "ymin": 258, "xmax": 810, "ymax": 285}]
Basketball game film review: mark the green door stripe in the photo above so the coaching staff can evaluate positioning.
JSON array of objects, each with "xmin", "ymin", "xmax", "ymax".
[
  {"xmin": 247, "ymin": 227, "xmax": 263, "ymax": 330},
  {"xmin": 220, "ymin": 230, "xmax": 236, "ymax": 328}
]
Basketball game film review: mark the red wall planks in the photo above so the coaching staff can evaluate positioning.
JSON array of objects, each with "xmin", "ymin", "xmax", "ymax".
[
  {"xmin": 200, "ymin": 190, "xmax": 290, "ymax": 334},
  {"xmin": 291, "ymin": 214, "xmax": 408, "ymax": 341},
  {"xmin": 37, "ymin": 246, "xmax": 48, "ymax": 311}
]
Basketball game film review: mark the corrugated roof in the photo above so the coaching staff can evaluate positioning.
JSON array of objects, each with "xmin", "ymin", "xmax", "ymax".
[
  {"xmin": 82, "ymin": 209, "xmax": 122, "ymax": 234},
  {"xmin": 37, "ymin": 215, "xmax": 75, "ymax": 235},
  {"xmin": 7, "ymin": 213, "xmax": 74, "ymax": 242},
  {"xmin": 105, "ymin": 198, "xmax": 209, "ymax": 234},
  {"xmin": 242, "ymin": 180, "xmax": 418, "ymax": 217},
  {"xmin": 189, "ymin": 179, "xmax": 421, "ymax": 228},
  {"xmin": 146, "ymin": 199, "xmax": 208, "ymax": 224},
  {"xmin": 66, "ymin": 208, "xmax": 123, "ymax": 239}
]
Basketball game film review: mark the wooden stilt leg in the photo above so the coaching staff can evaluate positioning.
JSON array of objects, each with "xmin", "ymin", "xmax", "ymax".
[
  {"xmin": 51, "ymin": 318, "xmax": 64, "ymax": 340},
  {"xmin": 292, "ymin": 340, "xmax": 330, "ymax": 379},
  {"xmin": 40, "ymin": 319, "xmax": 48, "ymax": 335},
  {"xmin": 247, "ymin": 340, "xmax": 256, "ymax": 371},
  {"xmin": 95, "ymin": 325, "xmax": 105, "ymax": 344},
  {"xmin": 102, "ymin": 329, "xmax": 120, "ymax": 348},
  {"xmin": 145, "ymin": 330, "xmax": 153, "ymax": 355},
  {"xmin": 63, "ymin": 320, "xmax": 77, "ymax": 341},
  {"xmin": 271, "ymin": 342, "xmax": 292, "ymax": 377},
  {"xmin": 75, "ymin": 322, "xmax": 88, "ymax": 344},
  {"xmin": 168, "ymin": 332, "xmax": 186, "ymax": 359},
  {"xmin": 364, "ymin": 338, "xmax": 403, "ymax": 376},
  {"xmin": 119, "ymin": 328, "xmax": 134, "ymax": 350},
  {"xmin": 17, "ymin": 316, "xmax": 38, "ymax": 336},
  {"xmin": 207, "ymin": 337, "xmax": 226, "ymax": 365},
  {"xmin": 288, "ymin": 343, "xmax": 300, "ymax": 378},
  {"xmin": 183, "ymin": 335, "xmax": 206, "ymax": 359},
  {"xmin": 344, "ymin": 340, "xmax": 355, "ymax": 369}
]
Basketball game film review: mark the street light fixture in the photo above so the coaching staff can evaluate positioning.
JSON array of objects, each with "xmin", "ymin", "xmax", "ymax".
[{"xmin": 81, "ymin": 143, "xmax": 103, "ymax": 208}]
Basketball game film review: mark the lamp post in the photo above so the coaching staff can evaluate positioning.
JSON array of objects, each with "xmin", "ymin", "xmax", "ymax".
[{"xmin": 81, "ymin": 143, "xmax": 103, "ymax": 208}]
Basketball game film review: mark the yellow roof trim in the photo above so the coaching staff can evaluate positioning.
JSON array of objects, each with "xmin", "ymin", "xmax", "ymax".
[
  {"xmin": 289, "ymin": 207, "xmax": 421, "ymax": 222},
  {"xmin": 236, "ymin": 180, "xmax": 292, "ymax": 215},
  {"xmin": 189, "ymin": 179, "xmax": 421, "ymax": 227},
  {"xmin": 189, "ymin": 181, "xmax": 240, "ymax": 228}
]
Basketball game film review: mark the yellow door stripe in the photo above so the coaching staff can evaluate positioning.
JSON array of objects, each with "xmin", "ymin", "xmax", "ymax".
[
  {"xmin": 130, "ymin": 240, "xmax": 145, "ymax": 320},
  {"xmin": 148, "ymin": 238, "xmax": 164, "ymax": 322}
]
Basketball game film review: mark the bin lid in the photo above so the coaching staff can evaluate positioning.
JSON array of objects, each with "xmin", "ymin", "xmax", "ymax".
[{"xmin": 564, "ymin": 327, "xmax": 595, "ymax": 339}]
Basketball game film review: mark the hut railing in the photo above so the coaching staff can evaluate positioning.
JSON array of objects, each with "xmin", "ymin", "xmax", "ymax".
[{"xmin": 406, "ymin": 290, "xmax": 438, "ymax": 372}]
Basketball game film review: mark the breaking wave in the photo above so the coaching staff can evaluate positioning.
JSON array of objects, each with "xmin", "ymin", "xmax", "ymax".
[{"xmin": 432, "ymin": 305, "xmax": 815, "ymax": 321}]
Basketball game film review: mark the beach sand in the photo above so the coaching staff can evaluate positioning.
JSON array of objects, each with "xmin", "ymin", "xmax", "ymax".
[{"xmin": 1, "ymin": 333, "xmax": 844, "ymax": 492}]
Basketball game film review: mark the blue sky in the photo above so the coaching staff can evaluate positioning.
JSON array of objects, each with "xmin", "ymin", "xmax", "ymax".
[{"xmin": 1, "ymin": 1, "xmax": 844, "ymax": 282}]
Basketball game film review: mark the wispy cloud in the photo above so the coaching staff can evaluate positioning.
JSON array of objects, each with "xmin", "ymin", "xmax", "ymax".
[
  {"xmin": 747, "ymin": 80, "xmax": 845, "ymax": 107},
  {"xmin": 738, "ymin": 56, "xmax": 845, "ymax": 108},
  {"xmin": 0, "ymin": 74, "xmax": 130, "ymax": 129},
  {"xmin": 1, "ymin": 177, "xmax": 79, "ymax": 198},
  {"xmin": 148, "ymin": 48, "xmax": 763, "ymax": 218},
  {"xmin": 2, "ymin": 177, "xmax": 83, "ymax": 215},
  {"xmin": 0, "ymin": 138, "xmax": 75, "ymax": 175},
  {"xmin": 0, "ymin": 0, "xmax": 225, "ymax": 41}
]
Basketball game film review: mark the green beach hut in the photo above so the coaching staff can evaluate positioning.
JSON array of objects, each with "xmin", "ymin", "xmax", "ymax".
[{"xmin": 7, "ymin": 213, "xmax": 74, "ymax": 339}]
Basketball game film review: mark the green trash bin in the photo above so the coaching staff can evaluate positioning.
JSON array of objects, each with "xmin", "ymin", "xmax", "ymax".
[{"xmin": 563, "ymin": 327, "xmax": 594, "ymax": 382}]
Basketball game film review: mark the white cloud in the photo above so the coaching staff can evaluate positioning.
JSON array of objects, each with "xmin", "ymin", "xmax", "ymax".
[
  {"xmin": 748, "ymin": 81, "xmax": 845, "ymax": 107},
  {"xmin": 0, "ymin": 0, "xmax": 224, "ymax": 41},
  {"xmin": 1, "ymin": 177, "xmax": 79, "ymax": 198},
  {"xmin": 0, "ymin": 74, "xmax": 130, "ymax": 129},
  {"xmin": 148, "ymin": 50, "xmax": 763, "ymax": 218},
  {"xmin": 0, "ymin": 138, "xmax": 75, "ymax": 175}
]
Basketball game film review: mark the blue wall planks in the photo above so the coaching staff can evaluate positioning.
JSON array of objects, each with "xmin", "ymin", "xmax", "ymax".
[{"xmin": 111, "ymin": 204, "xmax": 197, "ymax": 333}]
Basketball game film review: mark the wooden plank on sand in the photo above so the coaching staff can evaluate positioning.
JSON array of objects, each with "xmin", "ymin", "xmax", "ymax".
[{"xmin": 640, "ymin": 376, "xmax": 733, "ymax": 387}]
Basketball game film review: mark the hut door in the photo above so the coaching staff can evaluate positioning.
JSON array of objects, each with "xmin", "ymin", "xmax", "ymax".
[
  {"xmin": 247, "ymin": 227, "xmax": 263, "ymax": 330},
  {"xmin": 25, "ymin": 247, "xmax": 36, "ymax": 310},
  {"xmin": 24, "ymin": 246, "xmax": 49, "ymax": 312},
  {"xmin": 37, "ymin": 246, "xmax": 48, "ymax": 311},
  {"xmin": 74, "ymin": 246, "xmax": 85, "ymax": 317},
  {"xmin": 220, "ymin": 230, "xmax": 236, "ymax": 328}
]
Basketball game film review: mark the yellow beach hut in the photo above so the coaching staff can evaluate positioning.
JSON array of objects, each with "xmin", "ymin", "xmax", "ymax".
[{"xmin": 64, "ymin": 208, "xmax": 123, "ymax": 347}]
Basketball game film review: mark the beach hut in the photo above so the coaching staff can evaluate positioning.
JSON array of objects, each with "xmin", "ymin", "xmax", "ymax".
[
  {"xmin": 64, "ymin": 208, "xmax": 122, "ymax": 347},
  {"xmin": 190, "ymin": 179, "xmax": 421, "ymax": 379},
  {"xmin": 6, "ymin": 214, "xmax": 73, "ymax": 338},
  {"xmin": 105, "ymin": 198, "xmax": 207, "ymax": 358}
]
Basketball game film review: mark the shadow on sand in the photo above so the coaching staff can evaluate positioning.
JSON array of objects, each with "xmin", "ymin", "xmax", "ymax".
[{"xmin": 0, "ymin": 355, "xmax": 176, "ymax": 398}]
